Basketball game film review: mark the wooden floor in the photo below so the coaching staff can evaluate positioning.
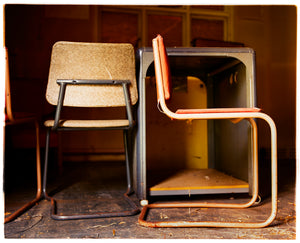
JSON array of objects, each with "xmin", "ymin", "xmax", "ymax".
[{"xmin": 4, "ymin": 157, "xmax": 296, "ymax": 239}]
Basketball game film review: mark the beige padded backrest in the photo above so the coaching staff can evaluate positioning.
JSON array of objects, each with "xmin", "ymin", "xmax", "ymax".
[{"xmin": 46, "ymin": 41, "xmax": 138, "ymax": 107}]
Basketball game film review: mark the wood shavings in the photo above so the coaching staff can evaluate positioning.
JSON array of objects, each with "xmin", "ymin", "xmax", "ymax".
[
  {"xmin": 87, "ymin": 221, "xmax": 126, "ymax": 230},
  {"xmin": 87, "ymin": 222, "xmax": 116, "ymax": 229},
  {"xmin": 160, "ymin": 213, "xmax": 169, "ymax": 219}
]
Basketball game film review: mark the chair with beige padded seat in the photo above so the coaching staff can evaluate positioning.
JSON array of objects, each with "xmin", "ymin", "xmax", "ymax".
[{"xmin": 42, "ymin": 41, "xmax": 139, "ymax": 220}]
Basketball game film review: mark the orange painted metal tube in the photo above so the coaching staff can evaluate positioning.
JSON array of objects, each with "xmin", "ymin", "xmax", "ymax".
[
  {"xmin": 138, "ymin": 116, "xmax": 277, "ymax": 228},
  {"xmin": 5, "ymin": 120, "xmax": 43, "ymax": 224}
]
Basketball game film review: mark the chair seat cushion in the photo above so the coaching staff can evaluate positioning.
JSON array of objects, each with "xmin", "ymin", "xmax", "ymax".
[
  {"xmin": 44, "ymin": 119, "xmax": 130, "ymax": 128},
  {"xmin": 175, "ymin": 107, "xmax": 261, "ymax": 114}
]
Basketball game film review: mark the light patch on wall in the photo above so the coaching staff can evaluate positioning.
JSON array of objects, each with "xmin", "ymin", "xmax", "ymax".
[{"xmin": 45, "ymin": 5, "xmax": 90, "ymax": 20}]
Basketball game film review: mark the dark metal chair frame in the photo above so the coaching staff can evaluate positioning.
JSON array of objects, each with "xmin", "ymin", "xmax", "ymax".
[{"xmin": 42, "ymin": 79, "xmax": 140, "ymax": 220}]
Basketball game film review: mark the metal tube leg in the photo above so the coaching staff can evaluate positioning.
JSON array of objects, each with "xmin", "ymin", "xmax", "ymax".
[
  {"xmin": 43, "ymin": 129, "xmax": 139, "ymax": 220},
  {"xmin": 43, "ymin": 128, "xmax": 51, "ymax": 199},
  {"xmin": 138, "ymin": 114, "xmax": 277, "ymax": 228},
  {"xmin": 4, "ymin": 119, "xmax": 43, "ymax": 224},
  {"xmin": 256, "ymin": 112, "xmax": 278, "ymax": 227},
  {"xmin": 122, "ymin": 129, "xmax": 140, "ymax": 215},
  {"xmin": 34, "ymin": 120, "xmax": 42, "ymax": 198},
  {"xmin": 123, "ymin": 130, "xmax": 132, "ymax": 193}
]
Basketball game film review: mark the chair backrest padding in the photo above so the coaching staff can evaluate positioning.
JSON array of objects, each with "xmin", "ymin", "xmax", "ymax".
[
  {"xmin": 46, "ymin": 41, "xmax": 138, "ymax": 107},
  {"xmin": 154, "ymin": 35, "xmax": 172, "ymax": 100}
]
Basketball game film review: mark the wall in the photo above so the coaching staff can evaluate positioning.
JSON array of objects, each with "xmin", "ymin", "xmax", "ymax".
[
  {"xmin": 4, "ymin": 5, "xmax": 297, "ymax": 161},
  {"xmin": 233, "ymin": 5, "xmax": 297, "ymax": 159}
]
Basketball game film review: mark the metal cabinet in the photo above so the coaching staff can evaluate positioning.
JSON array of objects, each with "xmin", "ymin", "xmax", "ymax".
[{"xmin": 134, "ymin": 47, "xmax": 257, "ymax": 204}]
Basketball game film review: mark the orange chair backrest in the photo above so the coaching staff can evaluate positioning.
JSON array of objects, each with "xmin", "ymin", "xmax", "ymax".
[{"xmin": 152, "ymin": 35, "xmax": 172, "ymax": 101}]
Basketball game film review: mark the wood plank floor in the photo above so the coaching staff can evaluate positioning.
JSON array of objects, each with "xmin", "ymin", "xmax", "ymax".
[{"xmin": 4, "ymin": 160, "xmax": 296, "ymax": 239}]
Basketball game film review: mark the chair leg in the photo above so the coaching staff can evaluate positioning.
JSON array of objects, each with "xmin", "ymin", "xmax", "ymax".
[
  {"xmin": 42, "ymin": 128, "xmax": 51, "ymax": 199},
  {"xmin": 138, "ymin": 115, "xmax": 277, "ymax": 228},
  {"xmin": 43, "ymin": 129, "xmax": 139, "ymax": 220},
  {"xmin": 5, "ymin": 120, "xmax": 43, "ymax": 224},
  {"xmin": 122, "ymin": 130, "xmax": 140, "ymax": 213},
  {"xmin": 124, "ymin": 129, "xmax": 133, "ymax": 193}
]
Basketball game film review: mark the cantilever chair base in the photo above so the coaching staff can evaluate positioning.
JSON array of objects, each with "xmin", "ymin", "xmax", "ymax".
[
  {"xmin": 138, "ymin": 113, "xmax": 277, "ymax": 228},
  {"xmin": 43, "ymin": 127, "xmax": 140, "ymax": 220},
  {"xmin": 4, "ymin": 47, "xmax": 42, "ymax": 224},
  {"xmin": 4, "ymin": 118, "xmax": 42, "ymax": 224},
  {"xmin": 5, "ymin": 196, "xmax": 43, "ymax": 224},
  {"xmin": 44, "ymin": 190, "xmax": 139, "ymax": 220},
  {"xmin": 139, "ymin": 203, "xmax": 274, "ymax": 228}
]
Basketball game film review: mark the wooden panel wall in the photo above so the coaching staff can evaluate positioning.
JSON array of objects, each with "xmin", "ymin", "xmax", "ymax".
[{"xmin": 4, "ymin": 5, "xmax": 296, "ymax": 161}]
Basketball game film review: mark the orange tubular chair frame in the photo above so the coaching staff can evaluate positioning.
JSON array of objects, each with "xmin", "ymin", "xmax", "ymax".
[
  {"xmin": 138, "ymin": 35, "xmax": 277, "ymax": 228},
  {"xmin": 4, "ymin": 47, "xmax": 42, "ymax": 223}
]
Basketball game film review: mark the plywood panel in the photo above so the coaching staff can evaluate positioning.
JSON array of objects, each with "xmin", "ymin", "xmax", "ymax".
[{"xmin": 150, "ymin": 168, "xmax": 249, "ymax": 196}]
